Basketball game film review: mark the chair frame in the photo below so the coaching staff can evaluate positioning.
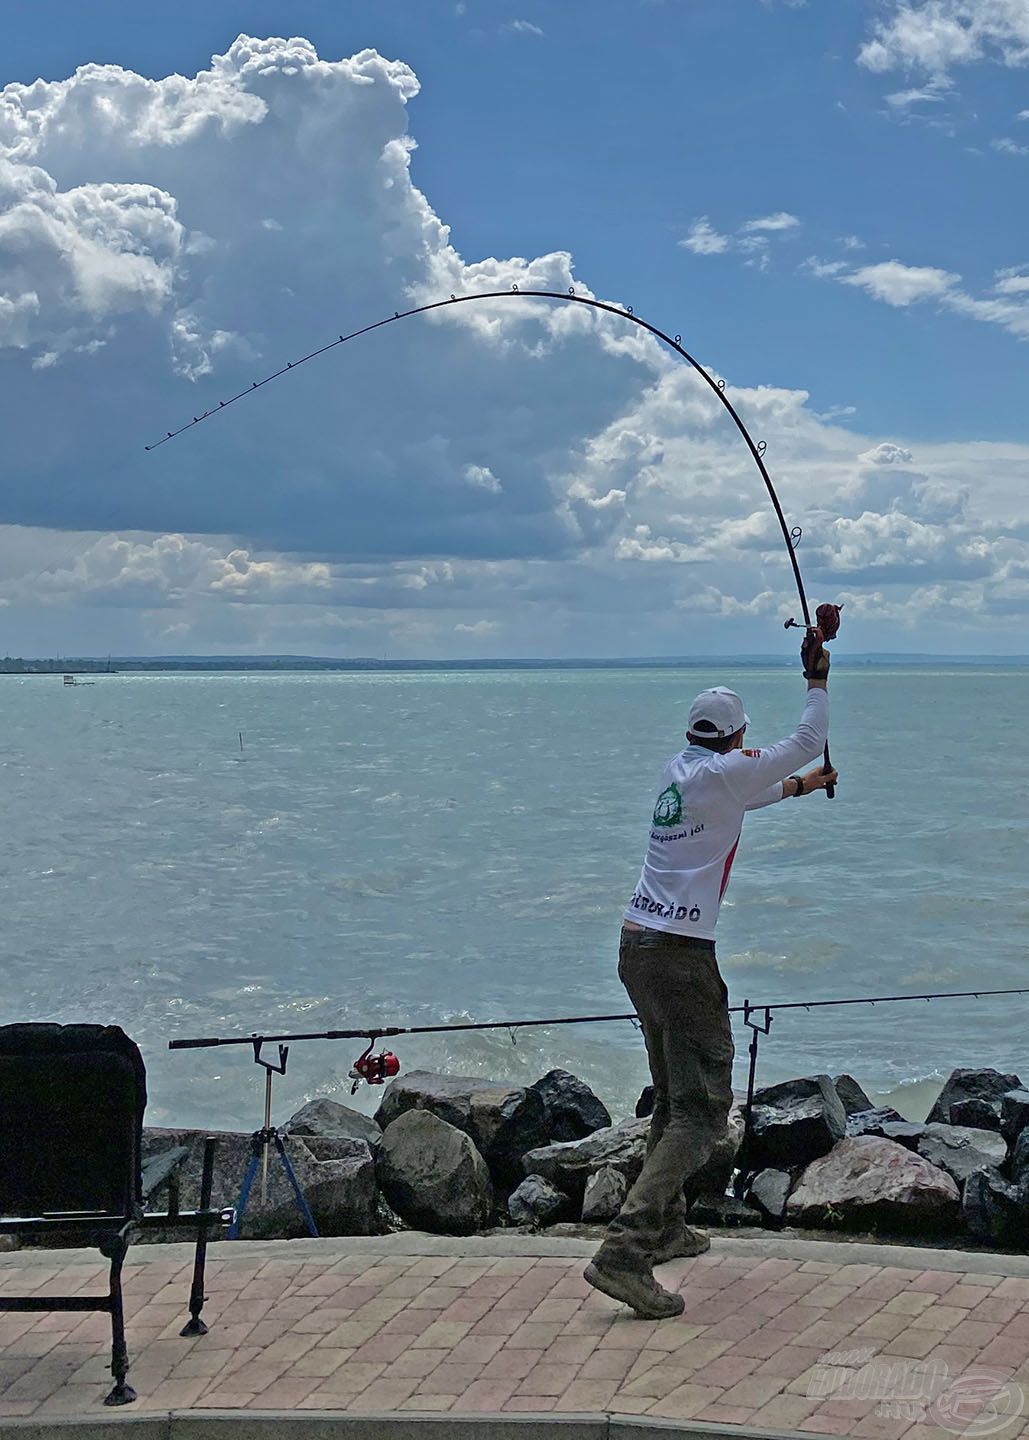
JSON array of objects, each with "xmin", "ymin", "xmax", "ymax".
[{"xmin": 0, "ymin": 1023, "xmax": 234, "ymax": 1406}]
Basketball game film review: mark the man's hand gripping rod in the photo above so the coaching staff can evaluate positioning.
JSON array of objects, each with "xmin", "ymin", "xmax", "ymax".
[{"xmin": 784, "ymin": 602, "xmax": 841, "ymax": 799}]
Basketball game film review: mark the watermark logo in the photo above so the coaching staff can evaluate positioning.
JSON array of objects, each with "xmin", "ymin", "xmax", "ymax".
[
  {"xmin": 809, "ymin": 1349, "xmax": 1024, "ymax": 1435},
  {"xmin": 929, "ymin": 1372, "xmax": 1025, "ymax": 1436}
]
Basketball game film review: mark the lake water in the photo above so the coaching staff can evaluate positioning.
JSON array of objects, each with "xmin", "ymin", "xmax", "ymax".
[{"xmin": 2, "ymin": 666, "xmax": 1027, "ymax": 1132}]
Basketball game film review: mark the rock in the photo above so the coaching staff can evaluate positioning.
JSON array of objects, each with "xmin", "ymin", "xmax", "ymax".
[
  {"xmin": 685, "ymin": 1103, "xmax": 746, "ymax": 1206},
  {"xmin": 376, "ymin": 1110, "xmax": 492, "ymax": 1235},
  {"xmin": 522, "ymin": 1117, "xmax": 650, "ymax": 1202},
  {"xmin": 581, "ymin": 1166, "xmax": 628, "ymax": 1223},
  {"xmin": 1001, "ymin": 1090, "xmax": 1029, "ymax": 1144},
  {"xmin": 748, "ymin": 1168, "xmax": 793, "ymax": 1224},
  {"xmin": 786, "ymin": 1136, "xmax": 960, "ymax": 1233},
  {"xmin": 834, "ymin": 1075, "xmax": 874, "ymax": 1117},
  {"xmin": 916, "ymin": 1124, "xmax": 1006, "ymax": 1189},
  {"xmin": 689, "ymin": 1192, "xmax": 761, "ymax": 1227},
  {"xmin": 949, "ymin": 1098, "xmax": 1002, "ymax": 1132},
  {"xmin": 529, "ymin": 1069, "xmax": 611, "ymax": 1142},
  {"xmin": 374, "ymin": 1070, "xmax": 546, "ymax": 1192},
  {"xmin": 468, "ymin": 1087, "xmax": 548, "ymax": 1191},
  {"xmin": 745, "ymin": 1075, "xmax": 846, "ymax": 1170},
  {"xmin": 508, "ymin": 1175, "xmax": 569, "ymax": 1228},
  {"xmin": 962, "ymin": 1166, "xmax": 1027, "ymax": 1247},
  {"xmin": 141, "ymin": 1126, "xmax": 377, "ymax": 1239},
  {"xmin": 374, "ymin": 1193, "xmax": 407, "ymax": 1233},
  {"xmin": 634, "ymin": 1093, "xmax": 743, "ymax": 1205},
  {"xmin": 285, "ymin": 1098, "xmax": 382, "ymax": 1150},
  {"xmin": 879, "ymin": 1122, "xmax": 927, "ymax": 1150},
  {"xmin": 926, "ymin": 1068, "xmax": 1022, "ymax": 1126},
  {"xmin": 845, "ymin": 1107, "xmax": 905, "ymax": 1138},
  {"xmin": 1008, "ymin": 1129, "xmax": 1029, "ymax": 1190}
]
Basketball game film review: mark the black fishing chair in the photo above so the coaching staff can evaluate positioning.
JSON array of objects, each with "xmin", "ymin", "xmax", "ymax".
[{"xmin": 0, "ymin": 1023, "xmax": 233, "ymax": 1405}]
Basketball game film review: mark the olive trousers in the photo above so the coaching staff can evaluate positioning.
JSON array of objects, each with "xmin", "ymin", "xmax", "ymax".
[{"xmin": 596, "ymin": 923, "xmax": 735, "ymax": 1271}]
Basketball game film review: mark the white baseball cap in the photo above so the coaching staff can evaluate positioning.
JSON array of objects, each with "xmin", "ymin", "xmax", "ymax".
[{"xmin": 687, "ymin": 687, "xmax": 750, "ymax": 740}]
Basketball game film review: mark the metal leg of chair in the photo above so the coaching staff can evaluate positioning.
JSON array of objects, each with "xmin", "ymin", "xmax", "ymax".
[
  {"xmin": 103, "ymin": 1232, "xmax": 137, "ymax": 1406},
  {"xmin": 181, "ymin": 1136, "xmax": 216, "ymax": 1337}
]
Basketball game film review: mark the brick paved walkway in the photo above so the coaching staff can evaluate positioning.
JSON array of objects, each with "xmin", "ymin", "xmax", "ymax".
[{"xmin": 3, "ymin": 1235, "xmax": 1029, "ymax": 1436}]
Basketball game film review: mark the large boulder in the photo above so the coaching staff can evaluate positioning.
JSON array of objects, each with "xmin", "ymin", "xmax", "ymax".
[
  {"xmin": 926, "ymin": 1069, "xmax": 1022, "ymax": 1126},
  {"xmin": 1001, "ymin": 1090, "xmax": 1029, "ymax": 1144},
  {"xmin": 748, "ymin": 1168, "xmax": 793, "ymax": 1224},
  {"xmin": 690, "ymin": 1192, "xmax": 762, "ymax": 1226},
  {"xmin": 529, "ymin": 1069, "xmax": 610, "ymax": 1142},
  {"xmin": 582, "ymin": 1166, "xmax": 628, "ymax": 1223},
  {"xmin": 950, "ymin": 1098, "xmax": 1002, "ymax": 1132},
  {"xmin": 376, "ymin": 1110, "xmax": 492, "ymax": 1235},
  {"xmin": 286, "ymin": 1099, "xmax": 382, "ymax": 1150},
  {"xmin": 522, "ymin": 1116, "xmax": 650, "ymax": 1202},
  {"xmin": 916, "ymin": 1124, "xmax": 1006, "ymax": 1189},
  {"xmin": 619, "ymin": 1095, "xmax": 743, "ymax": 1208},
  {"xmin": 507, "ymin": 1175, "xmax": 570, "ymax": 1228},
  {"xmin": 635, "ymin": 1085, "xmax": 656, "ymax": 1119},
  {"xmin": 374, "ymin": 1070, "xmax": 546, "ymax": 1192},
  {"xmin": 685, "ymin": 1103, "xmax": 745, "ymax": 1205},
  {"xmin": 834, "ymin": 1075, "xmax": 874, "ymax": 1117},
  {"xmin": 845, "ymin": 1107, "xmax": 905, "ymax": 1138},
  {"xmin": 786, "ymin": 1135, "xmax": 960, "ymax": 1234},
  {"xmin": 962, "ymin": 1167, "xmax": 1027, "ymax": 1247},
  {"xmin": 879, "ymin": 1121, "xmax": 928, "ymax": 1150},
  {"xmin": 1007, "ymin": 1129, "xmax": 1029, "ymax": 1190},
  {"xmin": 142, "ymin": 1126, "xmax": 377, "ymax": 1239},
  {"xmin": 745, "ymin": 1075, "xmax": 846, "ymax": 1170}
]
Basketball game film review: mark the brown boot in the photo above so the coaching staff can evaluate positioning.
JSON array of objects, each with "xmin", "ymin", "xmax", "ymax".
[
  {"xmin": 584, "ymin": 1259, "xmax": 685, "ymax": 1319},
  {"xmin": 652, "ymin": 1224, "xmax": 711, "ymax": 1265}
]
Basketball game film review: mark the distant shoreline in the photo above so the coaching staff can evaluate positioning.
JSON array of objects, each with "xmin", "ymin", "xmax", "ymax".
[{"xmin": 3, "ymin": 653, "xmax": 1029, "ymax": 675}]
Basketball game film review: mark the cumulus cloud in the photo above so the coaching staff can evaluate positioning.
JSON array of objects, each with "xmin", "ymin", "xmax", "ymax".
[
  {"xmin": 680, "ymin": 212, "xmax": 800, "ymax": 270},
  {"xmin": 842, "ymin": 261, "xmax": 960, "ymax": 306},
  {"xmin": 463, "ymin": 464, "xmax": 503, "ymax": 493},
  {"xmin": 2, "ymin": 34, "xmax": 1029, "ymax": 658},
  {"xmin": 859, "ymin": 443, "xmax": 914, "ymax": 466},
  {"xmin": 740, "ymin": 212, "xmax": 800, "ymax": 233},
  {"xmin": 454, "ymin": 619, "xmax": 498, "ymax": 634},
  {"xmin": 992, "ymin": 136, "xmax": 1029, "ymax": 155},
  {"xmin": 679, "ymin": 217, "xmax": 730, "ymax": 255},
  {"xmin": 859, "ymin": 0, "xmax": 1029, "ymax": 76},
  {"xmin": 805, "ymin": 254, "xmax": 1029, "ymax": 340}
]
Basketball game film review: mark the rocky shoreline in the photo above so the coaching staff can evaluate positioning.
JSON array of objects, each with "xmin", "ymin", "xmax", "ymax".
[{"xmin": 22, "ymin": 1064, "xmax": 1029, "ymax": 1254}]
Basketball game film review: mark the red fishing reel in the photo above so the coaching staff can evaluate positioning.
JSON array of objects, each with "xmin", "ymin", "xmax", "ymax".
[
  {"xmin": 784, "ymin": 602, "xmax": 842, "ymax": 641},
  {"xmin": 349, "ymin": 1040, "xmax": 401, "ymax": 1093}
]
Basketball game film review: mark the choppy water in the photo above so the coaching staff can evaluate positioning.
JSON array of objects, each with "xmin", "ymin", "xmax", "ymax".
[{"xmin": 2, "ymin": 666, "xmax": 1026, "ymax": 1131}]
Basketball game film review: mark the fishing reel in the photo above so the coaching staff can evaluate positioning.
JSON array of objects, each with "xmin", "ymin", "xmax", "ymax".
[
  {"xmin": 349, "ymin": 1039, "xmax": 401, "ymax": 1093},
  {"xmin": 784, "ymin": 602, "xmax": 843, "ymax": 640}
]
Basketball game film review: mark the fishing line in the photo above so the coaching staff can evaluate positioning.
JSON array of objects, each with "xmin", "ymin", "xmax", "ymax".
[{"xmin": 146, "ymin": 288, "xmax": 837, "ymax": 787}]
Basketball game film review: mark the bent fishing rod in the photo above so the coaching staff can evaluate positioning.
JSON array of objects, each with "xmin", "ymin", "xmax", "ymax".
[{"xmin": 146, "ymin": 287, "xmax": 838, "ymax": 791}]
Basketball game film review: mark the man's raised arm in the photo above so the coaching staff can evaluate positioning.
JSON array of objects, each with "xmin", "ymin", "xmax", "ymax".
[{"xmin": 723, "ymin": 637, "xmax": 831, "ymax": 805}]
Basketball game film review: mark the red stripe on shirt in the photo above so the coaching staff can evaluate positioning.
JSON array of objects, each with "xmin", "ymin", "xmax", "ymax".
[{"xmin": 719, "ymin": 836, "xmax": 741, "ymax": 900}]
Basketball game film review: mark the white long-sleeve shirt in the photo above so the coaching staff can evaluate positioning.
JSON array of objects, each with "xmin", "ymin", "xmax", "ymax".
[{"xmin": 623, "ymin": 688, "xmax": 829, "ymax": 940}]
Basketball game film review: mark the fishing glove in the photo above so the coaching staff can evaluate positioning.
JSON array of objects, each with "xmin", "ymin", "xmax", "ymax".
[{"xmin": 801, "ymin": 633, "xmax": 830, "ymax": 679}]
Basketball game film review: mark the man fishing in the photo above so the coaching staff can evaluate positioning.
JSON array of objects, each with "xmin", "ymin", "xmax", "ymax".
[{"xmin": 585, "ymin": 631, "xmax": 837, "ymax": 1319}]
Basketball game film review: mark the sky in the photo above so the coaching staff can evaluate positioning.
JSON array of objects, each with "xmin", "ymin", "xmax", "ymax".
[{"xmin": 1, "ymin": 0, "xmax": 1028, "ymax": 658}]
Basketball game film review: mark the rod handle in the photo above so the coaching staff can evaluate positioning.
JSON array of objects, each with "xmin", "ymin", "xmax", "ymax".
[{"xmin": 823, "ymin": 744, "xmax": 835, "ymax": 800}]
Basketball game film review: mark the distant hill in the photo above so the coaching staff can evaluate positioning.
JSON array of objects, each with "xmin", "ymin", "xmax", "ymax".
[{"xmin": 3, "ymin": 653, "xmax": 1028, "ymax": 675}]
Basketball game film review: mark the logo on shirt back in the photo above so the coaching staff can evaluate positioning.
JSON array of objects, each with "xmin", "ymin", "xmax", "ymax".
[{"xmin": 653, "ymin": 783, "xmax": 683, "ymax": 828}]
